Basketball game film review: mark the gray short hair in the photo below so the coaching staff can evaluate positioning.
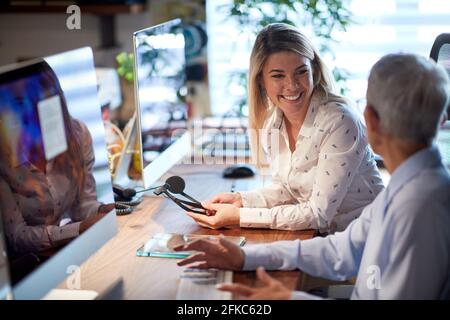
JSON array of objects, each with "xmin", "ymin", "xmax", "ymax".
[{"xmin": 367, "ymin": 53, "xmax": 450, "ymax": 144}]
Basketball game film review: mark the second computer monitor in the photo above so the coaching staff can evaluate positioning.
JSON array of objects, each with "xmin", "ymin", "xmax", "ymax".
[
  {"xmin": 0, "ymin": 47, "xmax": 117, "ymax": 299},
  {"xmin": 133, "ymin": 19, "xmax": 191, "ymax": 189}
]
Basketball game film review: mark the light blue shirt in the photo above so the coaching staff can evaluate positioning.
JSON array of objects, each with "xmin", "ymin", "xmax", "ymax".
[{"xmin": 242, "ymin": 147, "xmax": 450, "ymax": 299}]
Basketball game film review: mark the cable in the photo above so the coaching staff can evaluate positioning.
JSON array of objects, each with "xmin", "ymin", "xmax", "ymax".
[
  {"xmin": 117, "ymin": 198, "xmax": 143, "ymax": 207},
  {"xmin": 113, "ymin": 184, "xmax": 165, "ymax": 200},
  {"xmin": 114, "ymin": 197, "xmax": 143, "ymax": 216},
  {"xmin": 115, "ymin": 202, "xmax": 133, "ymax": 216}
]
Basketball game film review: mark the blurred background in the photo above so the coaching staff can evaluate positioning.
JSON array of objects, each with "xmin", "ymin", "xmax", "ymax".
[{"xmin": 1, "ymin": 0, "xmax": 449, "ymax": 183}]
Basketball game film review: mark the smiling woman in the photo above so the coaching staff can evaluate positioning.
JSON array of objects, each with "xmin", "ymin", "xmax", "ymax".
[
  {"xmin": 261, "ymin": 51, "xmax": 315, "ymax": 152},
  {"xmin": 187, "ymin": 23, "xmax": 385, "ymax": 234}
]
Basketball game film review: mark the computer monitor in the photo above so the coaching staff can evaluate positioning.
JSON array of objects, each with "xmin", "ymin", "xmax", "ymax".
[
  {"xmin": 0, "ymin": 47, "xmax": 117, "ymax": 299},
  {"xmin": 133, "ymin": 19, "xmax": 191, "ymax": 189}
]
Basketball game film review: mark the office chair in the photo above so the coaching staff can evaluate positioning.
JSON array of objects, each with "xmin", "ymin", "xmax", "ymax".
[
  {"xmin": 430, "ymin": 33, "xmax": 450, "ymax": 170},
  {"xmin": 430, "ymin": 33, "xmax": 450, "ymax": 118},
  {"xmin": 430, "ymin": 33, "xmax": 450, "ymax": 62}
]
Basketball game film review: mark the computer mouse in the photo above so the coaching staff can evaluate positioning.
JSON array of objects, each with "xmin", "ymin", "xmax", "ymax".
[{"xmin": 222, "ymin": 165, "xmax": 255, "ymax": 178}]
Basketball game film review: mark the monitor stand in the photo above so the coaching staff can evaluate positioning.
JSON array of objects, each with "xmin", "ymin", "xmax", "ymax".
[{"xmin": 42, "ymin": 289, "xmax": 98, "ymax": 300}]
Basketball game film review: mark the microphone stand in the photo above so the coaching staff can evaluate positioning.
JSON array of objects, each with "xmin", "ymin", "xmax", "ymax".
[{"xmin": 153, "ymin": 185, "xmax": 207, "ymax": 214}]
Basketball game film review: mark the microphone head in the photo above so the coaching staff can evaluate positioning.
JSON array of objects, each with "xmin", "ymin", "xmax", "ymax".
[{"xmin": 165, "ymin": 176, "xmax": 185, "ymax": 194}]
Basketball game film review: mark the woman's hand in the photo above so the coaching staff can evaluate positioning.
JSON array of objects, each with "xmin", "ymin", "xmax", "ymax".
[
  {"xmin": 218, "ymin": 267, "xmax": 292, "ymax": 300},
  {"xmin": 205, "ymin": 192, "xmax": 243, "ymax": 207},
  {"xmin": 175, "ymin": 237, "xmax": 245, "ymax": 271},
  {"xmin": 187, "ymin": 203, "xmax": 240, "ymax": 229}
]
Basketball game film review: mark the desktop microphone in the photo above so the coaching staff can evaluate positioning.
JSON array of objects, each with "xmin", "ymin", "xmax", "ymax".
[
  {"xmin": 165, "ymin": 176, "xmax": 201, "ymax": 205},
  {"xmin": 113, "ymin": 184, "xmax": 167, "ymax": 201},
  {"xmin": 152, "ymin": 176, "xmax": 184, "ymax": 196},
  {"xmin": 165, "ymin": 176, "xmax": 185, "ymax": 194},
  {"xmin": 135, "ymin": 185, "xmax": 168, "ymax": 195},
  {"xmin": 115, "ymin": 176, "xmax": 185, "ymax": 201},
  {"xmin": 115, "ymin": 175, "xmax": 199, "ymax": 203},
  {"xmin": 152, "ymin": 176, "xmax": 188, "ymax": 200},
  {"xmin": 152, "ymin": 175, "xmax": 207, "ymax": 214}
]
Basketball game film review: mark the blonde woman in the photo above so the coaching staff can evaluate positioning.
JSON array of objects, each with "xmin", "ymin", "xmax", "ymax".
[{"xmin": 188, "ymin": 23, "xmax": 384, "ymax": 233}]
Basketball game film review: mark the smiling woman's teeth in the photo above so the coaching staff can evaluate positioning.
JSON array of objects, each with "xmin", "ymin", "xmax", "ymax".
[{"xmin": 283, "ymin": 93, "xmax": 301, "ymax": 101}]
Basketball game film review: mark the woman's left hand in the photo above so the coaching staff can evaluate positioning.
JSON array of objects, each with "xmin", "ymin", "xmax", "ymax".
[{"xmin": 186, "ymin": 203, "xmax": 240, "ymax": 229}]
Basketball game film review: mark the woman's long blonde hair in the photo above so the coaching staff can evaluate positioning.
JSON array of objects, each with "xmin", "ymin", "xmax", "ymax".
[{"xmin": 248, "ymin": 23, "xmax": 338, "ymax": 167}]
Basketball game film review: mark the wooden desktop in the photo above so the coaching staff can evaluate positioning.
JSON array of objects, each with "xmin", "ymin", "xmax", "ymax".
[{"xmin": 65, "ymin": 164, "xmax": 315, "ymax": 299}]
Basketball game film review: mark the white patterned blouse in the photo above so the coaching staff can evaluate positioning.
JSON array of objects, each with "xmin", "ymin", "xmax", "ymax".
[{"xmin": 239, "ymin": 94, "xmax": 384, "ymax": 233}]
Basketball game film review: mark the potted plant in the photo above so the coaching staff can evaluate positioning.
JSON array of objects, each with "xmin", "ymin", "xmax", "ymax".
[{"xmin": 115, "ymin": 51, "xmax": 136, "ymax": 124}]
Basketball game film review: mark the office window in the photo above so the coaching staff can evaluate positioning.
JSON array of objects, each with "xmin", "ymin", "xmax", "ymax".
[
  {"xmin": 330, "ymin": 0, "xmax": 450, "ymax": 171},
  {"xmin": 206, "ymin": 0, "xmax": 450, "ymax": 173},
  {"xmin": 206, "ymin": 0, "xmax": 450, "ymax": 114},
  {"xmin": 206, "ymin": 0, "xmax": 254, "ymax": 115},
  {"xmin": 330, "ymin": 0, "xmax": 450, "ymax": 109}
]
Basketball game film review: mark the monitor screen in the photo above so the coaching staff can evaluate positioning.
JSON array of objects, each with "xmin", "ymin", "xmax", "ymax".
[
  {"xmin": 0, "ymin": 47, "xmax": 117, "ymax": 299},
  {"xmin": 133, "ymin": 19, "xmax": 191, "ymax": 188}
]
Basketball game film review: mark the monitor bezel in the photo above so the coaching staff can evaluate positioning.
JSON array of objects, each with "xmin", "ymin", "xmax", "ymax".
[{"xmin": 132, "ymin": 19, "xmax": 191, "ymax": 189}]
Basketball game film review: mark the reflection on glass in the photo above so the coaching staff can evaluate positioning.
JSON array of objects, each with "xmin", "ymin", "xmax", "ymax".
[
  {"xmin": 134, "ymin": 21, "xmax": 188, "ymax": 166},
  {"xmin": 0, "ymin": 61, "xmax": 113, "ymax": 285}
]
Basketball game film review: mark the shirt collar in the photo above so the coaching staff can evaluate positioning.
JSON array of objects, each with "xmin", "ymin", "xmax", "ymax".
[
  {"xmin": 386, "ymin": 146, "xmax": 443, "ymax": 202},
  {"xmin": 270, "ymin": 93, "xmax": 321, "ymax": 139},
  {"xmin": 272, "ymin": 107, "xmax": 283, "ymax": 130},
  {"xmin": 298, "ymin": 94, "xmax": 321, "ymax": 138}
]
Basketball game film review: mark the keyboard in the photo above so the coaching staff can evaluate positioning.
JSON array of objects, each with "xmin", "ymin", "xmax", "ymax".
[{"xmin": 176, "ymin": 268, "xmax": 233, "ymax": 300}]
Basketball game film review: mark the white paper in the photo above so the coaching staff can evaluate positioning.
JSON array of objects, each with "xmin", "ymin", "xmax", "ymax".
[{"xmin": 37, "ymin": 95, "xmax": 68, "ymax": 160}]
